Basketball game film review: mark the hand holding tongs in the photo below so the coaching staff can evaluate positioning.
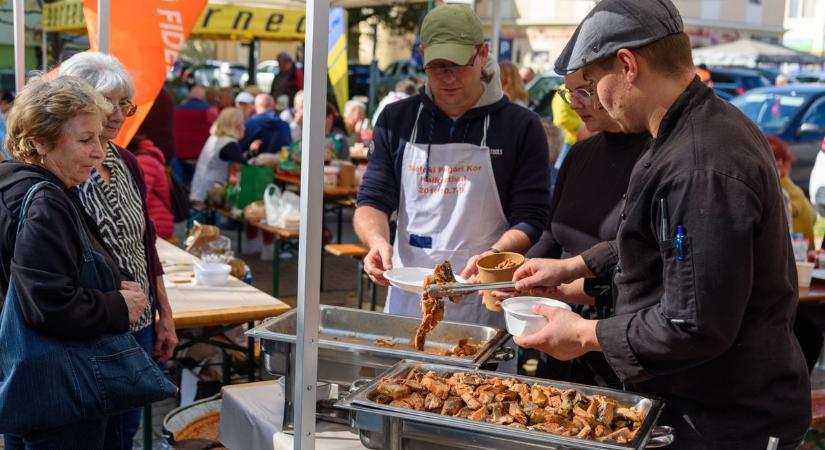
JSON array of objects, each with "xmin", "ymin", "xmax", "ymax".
[{"xmin": 428, "ymin": 281, "xmax": 516, "ymax": 298}]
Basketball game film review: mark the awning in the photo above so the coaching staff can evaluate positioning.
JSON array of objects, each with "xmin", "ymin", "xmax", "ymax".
[{"xmin": 692, "ymin": 38, "xmax": 824, "ymax": 67}]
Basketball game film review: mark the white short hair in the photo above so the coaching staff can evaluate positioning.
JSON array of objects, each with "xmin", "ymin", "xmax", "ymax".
[
  {"xmin": 58, "ymin": 51, "xmax": 135, "ymax": 99},
  {"xmin": 344, "ymin": 99, "xmax": 366, "ymax": 117}
]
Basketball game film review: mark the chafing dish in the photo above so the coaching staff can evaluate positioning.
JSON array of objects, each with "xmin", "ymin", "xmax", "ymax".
[
  {"xmin": 337, "ymin": 360, "xmax": 673, "ymax": 450},
  {"xmin": 247, "ymin": 305, "xmax": 513, "ymax": 427}
]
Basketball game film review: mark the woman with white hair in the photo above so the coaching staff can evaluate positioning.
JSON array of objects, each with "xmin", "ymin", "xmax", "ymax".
[
  {"xmin": 344, "ymin": 98, "xmax": 367, "ymax": 144},
  {"xmin": 58, "ymin": 51, "xmax": 178, "ymax": 450}
]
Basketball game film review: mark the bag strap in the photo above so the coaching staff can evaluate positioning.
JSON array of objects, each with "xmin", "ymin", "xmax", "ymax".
[{"xmin": 17, "ymin": 181, "xmax": 94, "ymax": 263}]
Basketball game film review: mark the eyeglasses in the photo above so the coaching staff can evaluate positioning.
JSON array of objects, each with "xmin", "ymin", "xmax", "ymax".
[
  {"xmin": 425, "ymin": 47, "xmax": 481, "ymax": 79},
  {"xmin": 558, "ymin": 86, "xmax": 595, "ymax": 105},
  {"xmin": 106, "ymin": 98, "xmax": 137, "ymax": 117}
]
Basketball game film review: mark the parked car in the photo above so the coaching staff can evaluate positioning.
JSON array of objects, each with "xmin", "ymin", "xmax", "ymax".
[
  {"xmin": 710, "ymin": 67, "xmax": 771, "ymax": 96},
  {"xmin": 191, "ymin": 60, "xmax": 247, "ymax": 88},
  {"xmin": 239, "ymin": 60, "xmax": 279, "ymax": 93},
  {"xmin": 808, "ymin": 138, "xmax": 825, "ymax": 213},
  {"xmin": 377, "ymin": 59, "xmax": 425, "ymax": 99},
  {"xmin": 349, "ymin": 62, "xmax": 373, "ymax": 98},
  {"xmin": 526, "ymin": 72, "xmax": 564, "ymax": 118},
  {"xmin": 732, "ymin": 85, "xmax": 825, "ymax": 192},
  {"xmin": 787, "ymin": 71, "xmax": 825, "ymax": 85}
]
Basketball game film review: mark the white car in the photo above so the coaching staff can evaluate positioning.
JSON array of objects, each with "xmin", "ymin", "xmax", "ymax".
[{"xmin": 239, "ymin": 60, "xmax": 279, "ymax": 93}]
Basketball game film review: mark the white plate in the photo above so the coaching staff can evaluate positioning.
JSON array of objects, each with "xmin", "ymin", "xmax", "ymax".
[
  {"xmin": 812, "ymin": 269, "xmax": 825, "ymax": 281},
  {"xmin": 383, "ymin": 267, "xmax": 466, "ymax": 294}
]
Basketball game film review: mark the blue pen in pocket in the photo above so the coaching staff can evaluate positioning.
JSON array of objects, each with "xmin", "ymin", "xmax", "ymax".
[{"xmin": 676, "ymin": 225, "xmax": 686, "ymax": 261}]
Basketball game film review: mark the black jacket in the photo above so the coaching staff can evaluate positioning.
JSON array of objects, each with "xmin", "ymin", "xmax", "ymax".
[
  {"xmin": 0, "ymin": 162, "xmax": 129, "ymax": 339},
  {"xmin": 583, "ymin": 79, "xmax": 810, "ymax": 446}
]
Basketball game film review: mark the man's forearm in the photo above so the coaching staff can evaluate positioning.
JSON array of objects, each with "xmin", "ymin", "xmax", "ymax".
[
  {"xmin": 155, "ymin": 276, "xmax": 174, "ymax": 317},
  {"xmin": 492, "ymin": 229, "xmax": 532, "ymax": 254},
  {"xmin": 354, "ymin": 206, "xmax": 391, "ymax": 249}
]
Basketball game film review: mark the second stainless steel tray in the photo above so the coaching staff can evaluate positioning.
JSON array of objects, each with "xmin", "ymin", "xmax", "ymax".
[{"xmin": 337, "ymin": 360, "xmax": 668, "ymax": 450}]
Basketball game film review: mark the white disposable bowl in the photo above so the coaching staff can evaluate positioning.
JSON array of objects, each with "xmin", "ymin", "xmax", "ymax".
[
  {"xmin": 383, "ymin": 267, "xmax": 466, "ymax": 294},
  {"xmin": 501, "ymin": 297, "xmax": 572, "ymax": 337},
  {"xmin": 194, "ymin": 263, "xmax": 231, "ymax": 287}
]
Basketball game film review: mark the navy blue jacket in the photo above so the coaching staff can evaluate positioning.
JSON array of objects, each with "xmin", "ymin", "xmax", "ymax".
[
  {"xmin": 357, "ymin": 91, "xmax": 551, "ymax": 243},
  {"xmin": 240, "ymin": 111, "xmax": 292, "ymax": 154}
]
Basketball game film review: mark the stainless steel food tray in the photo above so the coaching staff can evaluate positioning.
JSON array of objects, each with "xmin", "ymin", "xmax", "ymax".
[
  {"xmin": 247, "ymin": 305, "xmax": 512, "ymax": 385},
  {"xmin": 337, "ymin": 360, "xmax": 669, "ymax": 450}
]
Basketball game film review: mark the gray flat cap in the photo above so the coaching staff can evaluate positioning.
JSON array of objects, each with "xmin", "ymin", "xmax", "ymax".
[{"xmin": 554, "ymin": 0, "xmax": 683, "ymax": 75}]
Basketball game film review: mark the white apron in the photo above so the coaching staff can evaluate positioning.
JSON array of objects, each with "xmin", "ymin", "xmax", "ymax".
[{"xmin": 386, "ymin": 104, "xmax": 509, "ymax": 331}]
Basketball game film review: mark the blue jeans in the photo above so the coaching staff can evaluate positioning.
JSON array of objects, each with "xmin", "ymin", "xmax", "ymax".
[
  {"xmin": 4, "ymin": 417, "xmax": 107, "ymax": 450},
  {"xmin": 102, "ymin": 324, "xmax": 155, "ymax": 450}
]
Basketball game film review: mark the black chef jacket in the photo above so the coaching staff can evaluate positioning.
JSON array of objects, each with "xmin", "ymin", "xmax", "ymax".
[{"xmin": 581, "ymin": 78, "xmax": 811, "ymax": 448}]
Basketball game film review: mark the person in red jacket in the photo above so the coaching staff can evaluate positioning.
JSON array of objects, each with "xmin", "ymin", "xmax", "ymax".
[{"xmin": 127, "ymin": 135, "xmax": 175, "ymax": 239}]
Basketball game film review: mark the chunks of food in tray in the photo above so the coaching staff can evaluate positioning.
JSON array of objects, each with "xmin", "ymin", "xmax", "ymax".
[
  {"xmin": 413, "ymin": 261, "xmax": 459, "ymax": 350},
  {"xmin": 367, "ymin": 368, "xmax": 646, "ymax": 444}
]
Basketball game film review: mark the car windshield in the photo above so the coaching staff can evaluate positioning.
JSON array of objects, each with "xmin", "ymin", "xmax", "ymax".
[{"xmin": 732, "ymin": 91, "xmax": 815, "ymax": 134}]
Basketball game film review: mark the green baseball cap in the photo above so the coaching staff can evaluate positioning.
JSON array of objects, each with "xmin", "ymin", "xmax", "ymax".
[{"xmin": 420, "ymin": 4, "xmax": 484, "ymax": 66}]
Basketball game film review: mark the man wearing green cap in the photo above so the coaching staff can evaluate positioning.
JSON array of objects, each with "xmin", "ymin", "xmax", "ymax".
[{"xmin": 354, "ymin": 4, "xmax": 551, "ymax": 333}]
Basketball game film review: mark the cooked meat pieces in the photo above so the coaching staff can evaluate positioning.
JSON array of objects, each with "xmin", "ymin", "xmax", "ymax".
[
  {"xmin": 448, "ymin": 338, "xmax": 480, "ymax": 357},
  {"xmin": 493, "ymin": 259, "xmax": 517, "ymax": 269},
  {"xmin": 424, "ymin": 393, "xmax": 443, "ymax": 410},
  {"xmin": 369, "ymin": 370, "xmax": 647, "ymax": 444},
  {"xmin": 413, "ymin": 261, "xmax": 456, "ymax": 350},
  {"xmin": 422, "ymin": 375, "xmax": 451, "ymax": 400},
  {"xmin": 377, "ymin": 382, "xmax": 411, "ymax": 400}
]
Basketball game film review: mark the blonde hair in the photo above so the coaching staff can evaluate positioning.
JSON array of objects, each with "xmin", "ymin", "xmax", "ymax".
[
  {"xmin": 210, "ymin": 107, "xmax": 244, "ymax": 138},
  {"xmin": 5, "ymin": 75, "xmax": 112, "ymax": 164},
  {"xmin": 541, "ymin": 119, "xmax": 564, "ymax": 165},
  {"xmin": 499, "ymin": 62, "xmax": 529, "ymax": 105}
]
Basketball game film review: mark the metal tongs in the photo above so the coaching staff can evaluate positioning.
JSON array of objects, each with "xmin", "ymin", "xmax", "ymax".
[{"xmin": 427, "ymin": 281, "xmax": 516, "ymax": 299}]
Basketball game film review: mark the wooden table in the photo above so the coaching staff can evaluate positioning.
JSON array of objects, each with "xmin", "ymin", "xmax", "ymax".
[
  {"xmin": 800, "ymin": 279, "xmax": 825, "ymax": 303},
  {"xmin": 158, "ymin": 238, "xmax": 291, "ymax": 327},
  {"xmin": 275, "ymin": 173, "xmax": 359, "ymax": 198}
]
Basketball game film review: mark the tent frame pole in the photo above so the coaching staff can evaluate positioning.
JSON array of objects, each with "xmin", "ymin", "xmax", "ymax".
[
  {"xmin": 13, "ymin": 0, "xmax": 25, "ymax": 93},
  {"xmin": 295, "ymin": 0, "xmax": 328, "ymax": 448}
]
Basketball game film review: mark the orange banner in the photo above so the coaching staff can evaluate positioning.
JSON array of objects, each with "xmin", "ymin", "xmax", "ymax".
[{"xmin": 82, "ymin": 0, "xmax": 208, "ymax": 147}]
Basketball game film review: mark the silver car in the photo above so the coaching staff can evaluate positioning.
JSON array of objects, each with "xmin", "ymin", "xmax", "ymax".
[{"xmin": 239, "ymin": 60, "xmax": 279, "ymax": 93}]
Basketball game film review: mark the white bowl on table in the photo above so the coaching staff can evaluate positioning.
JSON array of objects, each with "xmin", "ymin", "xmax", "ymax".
[
  {"xmin": 194, "ymin": 263, "xmax": 232, "ymax": 287},
  {"xmin": 383, "ymin": 267, "xmax": 466, "ymax": 294},
  {"xmin": 501, "ymin": 297, "xmax": 572, "ymax": 337}
]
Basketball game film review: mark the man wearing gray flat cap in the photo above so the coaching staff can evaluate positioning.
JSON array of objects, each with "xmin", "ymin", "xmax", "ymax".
[{"xmin": 509, "ymin": 0, "xmax": 811, "ymax": 448}]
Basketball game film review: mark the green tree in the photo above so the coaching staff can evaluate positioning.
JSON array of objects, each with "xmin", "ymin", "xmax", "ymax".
[{"xmin": 347, "ymin": 4, "xmax": 428, "ymax": 61}]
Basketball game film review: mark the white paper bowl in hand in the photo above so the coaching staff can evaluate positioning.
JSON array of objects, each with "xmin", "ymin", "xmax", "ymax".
[
  {"xmin": 194, "ymin": 263, "xmax": 232, "ymax": 287},
  {"xmin": 500, "ymin": 297, "xmax": 572, "ymax": 337}
]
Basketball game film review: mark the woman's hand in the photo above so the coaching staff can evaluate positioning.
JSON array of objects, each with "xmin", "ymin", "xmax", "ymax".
[{"xmin": 121, "ymin": 289, "xmax": 148, "ymax": 325}]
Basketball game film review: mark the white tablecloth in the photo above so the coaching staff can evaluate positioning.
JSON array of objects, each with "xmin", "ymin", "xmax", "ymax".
[{"xmin": 218, "ymin": 379, "xmax": 367, "ymax": 450}]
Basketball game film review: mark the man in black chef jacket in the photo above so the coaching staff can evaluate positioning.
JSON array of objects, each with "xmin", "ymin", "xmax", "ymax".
[{"xmin": 509, "ymin": 0, "xmax": 812, "ymax": 448}]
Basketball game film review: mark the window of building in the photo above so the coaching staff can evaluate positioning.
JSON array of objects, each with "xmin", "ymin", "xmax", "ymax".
[
  {"xmin": 789, "ymin": 0, "xmax": 800, "ymax": 17},
  {"xmin": 802, "ymin": 0, "xmax": 816, "ymax": 17}
]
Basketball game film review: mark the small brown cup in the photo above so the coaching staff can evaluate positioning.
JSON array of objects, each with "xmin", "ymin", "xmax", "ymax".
[{"xmin": 476, "ymin": 252, "xmax": 525, "ymax": 311}]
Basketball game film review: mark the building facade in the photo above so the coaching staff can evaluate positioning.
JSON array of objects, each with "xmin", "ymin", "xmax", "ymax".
[
  {"xmin": 783, "ymin": 0, "xmax": 825, "ymax": 56},
  {"xmin": 474, "ymin": 0, "xmax": 787, "ymax": 72}
]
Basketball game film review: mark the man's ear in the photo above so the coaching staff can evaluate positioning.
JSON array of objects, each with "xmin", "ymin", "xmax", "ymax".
[{"xmin": 616, "ymin": 49, "xmax": 639, "ymax": 84}]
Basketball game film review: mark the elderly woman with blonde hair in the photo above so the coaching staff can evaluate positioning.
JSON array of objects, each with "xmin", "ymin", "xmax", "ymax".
[
  {"xmin": 0, "ymin": 75, "xmax": 151, "ymax": 449},
  {"xmin": 58, "ymin": 51, "xmax": 178, "ymax": 449},
  {"xmin": 190, "ymin": 107, "xmax": 247, "ymax": 204}
]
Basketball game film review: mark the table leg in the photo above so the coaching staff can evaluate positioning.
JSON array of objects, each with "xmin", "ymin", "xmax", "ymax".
[
  {"xmin": 272, "ymin": 237, "xmax": 281, "ymax": 297},
  {"xmin": 142, "ymin": 405, "xmax": 152, "ymax": 450},
  {"xmin": 247, "ymin": 321, "xmax": 255, "ymax": 383},
  {"xmin": 336, "ymin": 206, "xmax": 343, "ymax": 244},
  {"xmin": 356, "ymin": 260, "xmax": 364, "ymax": 309}
]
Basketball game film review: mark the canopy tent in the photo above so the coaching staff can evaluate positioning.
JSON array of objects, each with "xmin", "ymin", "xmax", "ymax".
[{"xmin": 692, "ymin": 38, "xmax": 824, "ymax": 67}]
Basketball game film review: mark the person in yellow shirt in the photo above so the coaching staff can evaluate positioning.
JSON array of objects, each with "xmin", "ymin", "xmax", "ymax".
[
  {"xmin": 551, "ymin": 83, "xmax": 589, "ymax": 170},
  {"xmin": 768, "ymin": 135, "xmax": 816, "ymax": 249}
]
